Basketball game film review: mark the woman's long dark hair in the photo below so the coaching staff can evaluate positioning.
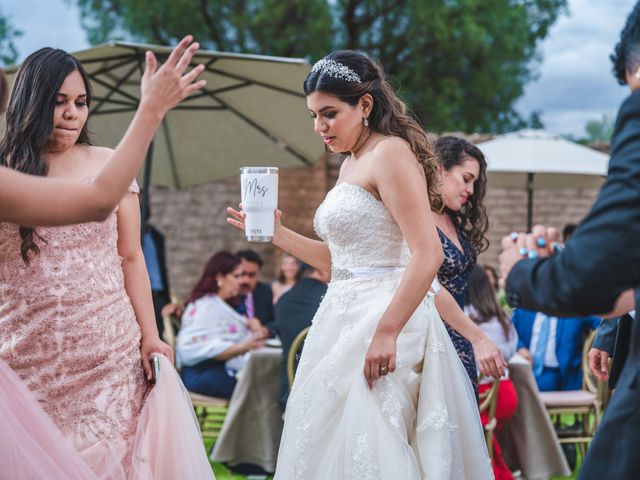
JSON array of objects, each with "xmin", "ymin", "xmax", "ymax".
[
  {"xmin": 0, "ymin": 48, "xmax": 93, "ymax": 264},
  {"xmin": 304, "ymin": 50, "xmax": 443, "ymax": 212},
  {"xmin": 188, "ymin": 251, "xmax": 241, "ymax": 305},
  {"xmin": 433, "ymin": 136, "xmax": 489, "ymax": 255},
  {"xmin": 467, "ymin": 265, "xmax": 511, "ymax": 339}
]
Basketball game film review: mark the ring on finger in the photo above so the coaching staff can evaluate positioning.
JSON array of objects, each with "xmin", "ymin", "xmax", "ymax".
[{"xmin": 379, "ymin": 365, "xmax": 389, "ymax": 375}]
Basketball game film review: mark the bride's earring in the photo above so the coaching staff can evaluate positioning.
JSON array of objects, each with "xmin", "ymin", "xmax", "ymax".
[
  {"xmin": 217, "ymin": 280, "xmax": 223, "ymax": 288},
  {"xmin": 363, "ymin": 117, "xmax": 369, "ymax": 127},
  {"xmin": 635, "ymin": 67, "xmax": 640, "ymax": 80}
]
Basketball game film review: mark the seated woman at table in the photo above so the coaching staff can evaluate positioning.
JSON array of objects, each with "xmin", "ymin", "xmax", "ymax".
[
  {"xmin": 176, "ymin": 251, "xmax": 267, "ymax": 398},
  {"xmin": 466, "ymin": 265, "xmax": 519, "ymax": 480}
]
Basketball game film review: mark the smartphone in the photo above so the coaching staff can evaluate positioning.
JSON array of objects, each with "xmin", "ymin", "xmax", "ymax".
[{"xmin": 151, "ymin": 355, "xmax": 160, "ymax": 383}]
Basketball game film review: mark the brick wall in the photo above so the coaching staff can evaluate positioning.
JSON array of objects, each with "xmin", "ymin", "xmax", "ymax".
[
  {"xmin": 150, "ymin": 146, "xmax": 603, "ymax": 300},
  {"xmin": 149, "ymin": 156, "xmax": 328, "ymax": 301}
]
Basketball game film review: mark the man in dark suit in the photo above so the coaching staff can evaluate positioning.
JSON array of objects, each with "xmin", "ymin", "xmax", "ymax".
[
  {"xmin": 499, "ymin": 6, "xmax": 640, "ymax": 477},
  {"xmin": 235, "ymin": 250, "xmax": 275, "ymax": 330},
  {"xmin": 273, "ymin": 264, "xmax": 329, "ymax": 410}
]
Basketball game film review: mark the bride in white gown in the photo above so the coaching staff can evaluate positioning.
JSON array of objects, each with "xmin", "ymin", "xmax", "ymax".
[{"xmin": 229, "ymin": 50, "xmax": 493, "ymax": 479}]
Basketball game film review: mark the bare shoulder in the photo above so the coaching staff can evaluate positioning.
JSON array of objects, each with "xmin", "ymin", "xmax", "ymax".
[
  {"xmin": 88, "ymin": 145, "xmax": 115, "ymax": 164},
  {"xmin": 369, "ymin": 136, "xmax": 423, "ymax": 179}
]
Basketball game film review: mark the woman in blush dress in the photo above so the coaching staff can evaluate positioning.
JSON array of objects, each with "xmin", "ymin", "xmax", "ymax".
[
  {"xmin": 0, "ymin": 40, "xmax": 206, "ymax": 227},
  {"xmin": 0, "ymin": 44, "xmax": 213, "ymax": 479},
  {"xmin": 229, "ymin": 50, "xmax": 492, "ymax": 479}
]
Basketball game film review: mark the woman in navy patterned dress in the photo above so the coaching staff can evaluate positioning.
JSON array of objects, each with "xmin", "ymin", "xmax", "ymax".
[{"xmin": 432, "ymin": 136, "xmax": 505, "ymax": 397}]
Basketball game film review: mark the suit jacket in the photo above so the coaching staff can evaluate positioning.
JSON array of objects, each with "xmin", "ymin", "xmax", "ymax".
[
  {"xmin": 234, "ymin": 281, "xmax": 275, "ymax": 327},
  {"xmin": 512, "ymin": 309, "xmax": 600, "ymax": 390},
  {"xmin": 274, "ymin": 278, "xmax": 327, "ymax": 410},
  {"xmin": 505, "ymin": 90, "xmax": 640, "ymax": 479},
  {"xmin": 144, "ymin": 225, "xmax": 170, "ymax": 293}
]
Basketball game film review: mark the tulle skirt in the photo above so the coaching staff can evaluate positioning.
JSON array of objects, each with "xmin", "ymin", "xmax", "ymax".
[
  {"xmin": 275, "ymin": 271, "xmax": 493, "ymax": 479},
  {"xmin": 0, "ymin": 356, "xmax": 214, "ymax": 480}
]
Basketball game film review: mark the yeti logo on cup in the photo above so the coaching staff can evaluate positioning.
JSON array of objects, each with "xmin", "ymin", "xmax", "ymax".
[
  {"xmin": 242, "ymin": 178, "xmax": 269, "ymax": 202},
  {"xmin": 240, "ymin": 167, "xmax": 279, "ymax": 242}
]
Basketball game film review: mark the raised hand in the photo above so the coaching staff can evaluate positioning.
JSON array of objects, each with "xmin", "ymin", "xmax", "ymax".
[
  {"xmin": 227, "ymin": 203, "xmax": 283, "ymax": 238},
  {"xmin": 499, "ymin": 224, "xmax": 563, "ymax": 285},
  {"xmin": 140, "ymin": 35, "xmax": 207, "ymax": 116}
]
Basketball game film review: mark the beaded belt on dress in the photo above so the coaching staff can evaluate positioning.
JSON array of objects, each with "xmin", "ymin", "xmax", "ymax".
[
  {"xmin": 330, "ymin": 266, "xmax": 442, "ymax": 295},
  {"xmin": 330, "ymin": 266, "xmax": 405, "ymax": 281}
]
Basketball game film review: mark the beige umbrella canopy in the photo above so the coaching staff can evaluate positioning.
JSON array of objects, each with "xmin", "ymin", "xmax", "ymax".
[
  {"xmin": 3, "ymin": 42, "xmax": 323, "ymax": 189},
  {"xmin": 479, "ymin": 129, "xmax": 609, "ymax": 230}
]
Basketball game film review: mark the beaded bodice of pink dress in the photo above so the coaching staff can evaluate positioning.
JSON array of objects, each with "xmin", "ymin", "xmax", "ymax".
[{"xmin": 0, "ymin": 207, "xmax": 147, "ymax": 473}]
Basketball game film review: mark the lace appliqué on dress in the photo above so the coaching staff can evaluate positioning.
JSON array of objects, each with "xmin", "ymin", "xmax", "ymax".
[
  {"xmin": 346, "ymin": 434, "xmax": 381, "ymax": 480},
  {"xmin": 416, "ymin": 403, "xmax": 458, "ymax": 433}
]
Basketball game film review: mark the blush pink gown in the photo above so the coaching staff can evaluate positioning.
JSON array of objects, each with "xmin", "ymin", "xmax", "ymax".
[{"xmin": 0, "ymin": 186, "xmax": 214, "ymax": 479}]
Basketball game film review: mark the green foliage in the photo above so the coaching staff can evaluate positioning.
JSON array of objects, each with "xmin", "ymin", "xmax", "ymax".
[
  {"xmin": 0, "ymin": 6, "xmax": 22, "ymax": 66},
  {"xmin": 73, "ymin": 0, "xmax": 566, "ymax": 133},
  {"xmin": 584, "ymin": 114, "xmax": 614, "ymax": 143}
]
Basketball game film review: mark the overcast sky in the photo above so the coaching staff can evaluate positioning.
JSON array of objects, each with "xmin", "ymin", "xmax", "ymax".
[{"xmin": 3, "ymin": 0, "xmax": 637, "ymax": 137}]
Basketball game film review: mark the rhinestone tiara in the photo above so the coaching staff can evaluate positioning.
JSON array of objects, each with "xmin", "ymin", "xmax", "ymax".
[{"xmin": 311, "ymin": 59, "xmax": 362, "ymax": 83}]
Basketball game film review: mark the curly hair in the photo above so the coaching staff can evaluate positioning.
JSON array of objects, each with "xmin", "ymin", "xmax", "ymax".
[
  {"xmin": 611, "ymin": 2, "xmax": 640, "ymax": 85},
  {"xmin": 304, "ymin": 50, "xmax": 443, "ymax": 212},
  {"xmin": 0, "ymin": 48, "xmax": 92, "ymax": 264},
  {"xmin": 433, "ymin": 136, "xmax": 489, "ymax": 255}
]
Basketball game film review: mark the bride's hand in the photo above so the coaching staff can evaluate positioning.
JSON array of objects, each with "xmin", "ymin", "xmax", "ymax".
[
  {"xmin": 364, "ymin": 331, "xmax": 397, "ymax": 389},
  {"xmin": 226, "ymin": 203, "xmax": 284, "ymax": 239},
  {"xmin": 472, "ymin": 335, "xmax": 507, "ymax": 379}
]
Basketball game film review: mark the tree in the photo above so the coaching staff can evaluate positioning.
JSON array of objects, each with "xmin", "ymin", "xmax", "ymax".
[
  {"xmin": 0, "ymin": 6, "xmax": 22, "ymax": 66},
  {"xmin": 73, "ymin": 0, "xmax": 566, "ymax": 133},
  {"xmin": 584, "ymin": 114, "xmax": 614, "ymax": 143}
]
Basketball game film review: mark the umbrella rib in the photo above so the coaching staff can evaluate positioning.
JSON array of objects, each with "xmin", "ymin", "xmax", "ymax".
[
  {"xmin": 209, "ymin": 93, "xmax": 312, "ymax": 166},
  {"xmin": 86, "ymin": 55, "xmax": 140, "ymax": 77},
  {"xmin": 91, "ymin": 62, "xmax": 141, "ymax": 114},
  {"xmin": 206, "ymin": 67, "xmax": 305, "ymax": 98},
  {"xmin": 161, "ymin": 119, "xmax": 181, "ymax": 189},
  {"xmin": 89, "ymin": 75, "xmax": 140, "ymax": 105}
]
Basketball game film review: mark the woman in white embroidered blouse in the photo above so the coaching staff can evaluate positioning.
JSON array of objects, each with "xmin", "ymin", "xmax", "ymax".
[{"xmin": 177, "ymin": 251, "xmax": 267, "ymax": 398}]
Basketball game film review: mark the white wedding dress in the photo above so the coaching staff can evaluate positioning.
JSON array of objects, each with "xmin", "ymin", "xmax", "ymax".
[{"xmin": 274, "ymin": 183, "xmax": 493, "ymax": 480}]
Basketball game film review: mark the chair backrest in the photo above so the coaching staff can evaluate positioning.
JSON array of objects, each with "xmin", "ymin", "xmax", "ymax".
[
  {"xmin": 478, "ymin": 376, "xmax": 500, "ymax": 416},
  {"xmin": 581, "ymin": 329, "xmax": 598, "ymax": 393},
  {"xmin": 161, "ymin": 291, "xmax": 184, "ymax": 352},
  {"xmin": 478, "ymin": 375, "xmax": 500, "ymax": 460},
  {"xmin": 287, "ymin": 326, "xmax": 310, "ymax": 387}
]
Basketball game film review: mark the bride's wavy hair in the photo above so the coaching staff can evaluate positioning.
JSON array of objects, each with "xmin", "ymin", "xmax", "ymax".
[
  {"xmin": 433, "ymin": 136, "xmax": 489, "ymax": 255},
  {"xmin": 303, "ymin": 50, "xmax": 443, "ymax": 212},
  {"xmin": 0, "ymin": 48, "xmax": 93, "ymax": 264}
]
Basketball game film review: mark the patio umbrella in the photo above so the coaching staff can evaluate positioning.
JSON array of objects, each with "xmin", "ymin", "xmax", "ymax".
[
  {"xmin": 3, "ymin": 42, "xmax": 324, "ymax": 223},
  {"xmin": 478, "ymin": 129, "xmax": 609, "ymax": 231}
]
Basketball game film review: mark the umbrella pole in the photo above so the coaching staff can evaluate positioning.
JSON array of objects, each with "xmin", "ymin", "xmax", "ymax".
[
  {"xmin": 140, "ymin": 141, "xmax": 154, "ymax": 240},
  {"xmin": 526, "ymin": 172, "xmax": 534, "ymax": 232}
]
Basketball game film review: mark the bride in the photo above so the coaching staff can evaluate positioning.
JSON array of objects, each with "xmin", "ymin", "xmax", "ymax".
[{"xmin": 228, "ymin": 50, "xmax": 492, "ymax": 479}]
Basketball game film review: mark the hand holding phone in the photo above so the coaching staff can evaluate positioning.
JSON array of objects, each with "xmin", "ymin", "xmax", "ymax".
[{"xmin": 151, "ymin": 354, "xmax": 161, "ymax": 383}]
